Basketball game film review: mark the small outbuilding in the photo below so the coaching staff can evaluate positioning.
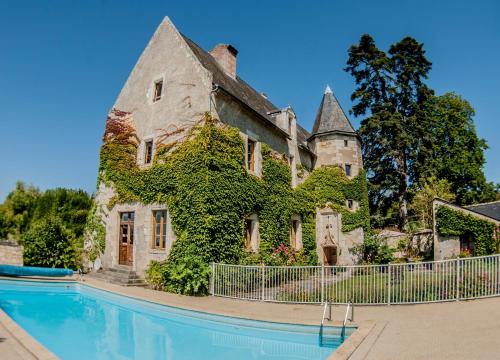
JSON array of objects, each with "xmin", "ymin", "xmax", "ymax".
[{"xmin": 432, "ymin": 198, "xmax": 500, "ymax": 260}]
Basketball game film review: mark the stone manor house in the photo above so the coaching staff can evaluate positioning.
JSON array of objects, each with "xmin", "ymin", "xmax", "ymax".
[{"xmin": 94, "ymin": 17, "xmax": 364, "ymax": 278}]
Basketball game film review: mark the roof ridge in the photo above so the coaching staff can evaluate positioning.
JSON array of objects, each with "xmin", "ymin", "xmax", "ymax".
[{"xmin": 465, "ymin": 200, "xmax": 500, "ymax": 207}]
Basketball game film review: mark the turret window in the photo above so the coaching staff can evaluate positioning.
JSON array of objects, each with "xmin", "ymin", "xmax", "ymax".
[
  {"xmin": 347, "ymin": 199, "xmax": 353, "ymax": 209},
  {"xmin": 345, "ymin": 164, "xmax": 352, "ymax": 177}
]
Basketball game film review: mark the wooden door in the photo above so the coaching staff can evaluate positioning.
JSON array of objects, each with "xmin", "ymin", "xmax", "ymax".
[
  {"xmin": 323, "ymin": 246, "xmax": 337, "ymax": 266},
  {"xmin": 119, "ymin": 212, "xmax": 134, "ymax": 266}
]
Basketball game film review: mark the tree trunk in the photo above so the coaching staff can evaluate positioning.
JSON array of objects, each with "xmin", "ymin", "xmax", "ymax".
[{"xmin": 397, "ymin": 152, "xmax": 408, "ymax": 230}]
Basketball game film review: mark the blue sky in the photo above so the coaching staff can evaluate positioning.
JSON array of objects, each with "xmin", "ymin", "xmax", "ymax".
[{"xmin": 0, "ymin": 0, "xmax": 499, "ymax": 200}]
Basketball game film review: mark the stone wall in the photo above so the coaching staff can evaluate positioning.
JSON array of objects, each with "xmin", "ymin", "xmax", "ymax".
[
  {"xmin": 310, "ymin": 133, "xmax": 363, "ymax": 176},
  {"xmin": 314, "ymin": 208, "xmax": 363, "ymax": 266},
  {"xmin": 96, "ymin": 186, "xmax": 175, "ymax": 276},
  {"xmin": 0, "ymin": 240, "xmax": 23, "ymax": 266}
]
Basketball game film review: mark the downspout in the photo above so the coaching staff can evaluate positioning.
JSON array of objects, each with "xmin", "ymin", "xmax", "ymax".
[{"xmin": 209, "ymin": 83, "xmax": 219, "ymax": 113}]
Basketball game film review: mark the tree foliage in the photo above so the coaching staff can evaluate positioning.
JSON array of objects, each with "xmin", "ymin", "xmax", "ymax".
[
  {"xmin": 345, "ymin": 34, "xmax": 495, "ymax": 229},
  {"xmin": 409, "ymin": 177, "xmax": 455, "ymax": 229},
  {"xmin": 345, "ymin": 35, "xmax": 432, "ymax": 230},
  {"xmin": 0, "ymin": 183, "xmax": 92, "ymax": 243},
  {"xmin": 416, "ymin": 93, "xmax": 494, "ymax": 205},
  {"xmin": 21, "ymin": 217, "xmax": 80, "ymax": 269}
]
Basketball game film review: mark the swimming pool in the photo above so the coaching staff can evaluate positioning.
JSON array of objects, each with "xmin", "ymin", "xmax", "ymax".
[{"xmin": 0, "ymin": 279, "xmax": 352, "ymax": 359}]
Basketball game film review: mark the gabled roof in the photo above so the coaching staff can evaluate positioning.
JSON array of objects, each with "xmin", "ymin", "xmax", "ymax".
[
  {"xmin": 181, "ymin": 34, "xmax": 312, "ymax": 146},
  {"xmin": 310, "ymin": 85, "xmax": 356, "ymax": 138},
  {"xmin": 434, "ymin": 198, "xmax": 500, "ymax": 224},
  {"xmin": 466, "ymin": 201, "xmax": 500, "ymax": 221}
]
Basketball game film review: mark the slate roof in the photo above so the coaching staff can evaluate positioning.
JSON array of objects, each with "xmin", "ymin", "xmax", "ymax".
[
  {"xmin": 311, "ymin": 85, "xmax": 356, "ymax": 137},
  {"xmin": 181, "ymin": 34, "xmax": 311, "ymax": 146},
  {"xmin": 466, "ymin": 201, "xmax": 500, "ymax": 221}
]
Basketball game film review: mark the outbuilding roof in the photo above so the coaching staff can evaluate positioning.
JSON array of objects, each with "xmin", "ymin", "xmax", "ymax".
[{"xmin": 466, "ymin": 201, "xmax": 500, "ymax": 221}]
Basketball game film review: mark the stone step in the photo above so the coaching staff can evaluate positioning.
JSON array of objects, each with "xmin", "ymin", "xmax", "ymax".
[
  {"xmin": 87, "ymin": 268, "xmax": 146, "ymax": 287},
  {"xmin": 107, "ymin": 266, "xmax": 134, "ymax": 274}
]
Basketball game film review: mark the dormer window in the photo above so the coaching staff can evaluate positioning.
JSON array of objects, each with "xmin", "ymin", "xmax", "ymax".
[
  {"xmin": 153, "ymin": 79, "xmax": 163, "ymax": 102},
  {"xmin": 144, "ymin": 140, "xmax": 153, "ymax": 164}
]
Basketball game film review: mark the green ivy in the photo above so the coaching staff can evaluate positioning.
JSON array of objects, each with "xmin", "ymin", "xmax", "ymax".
[
  {"xmin": 97, "ymin": 110, "xmax": 370, "ymax": 294},
  {"xmin": 436, "ymin": 206, "xmax": 498, "ymax": 256}
]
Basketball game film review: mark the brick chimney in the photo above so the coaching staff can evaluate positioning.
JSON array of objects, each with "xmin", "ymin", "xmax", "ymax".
[{"xmin": 209, "ymin": 44, "xmax": 238, "ymax": 79}]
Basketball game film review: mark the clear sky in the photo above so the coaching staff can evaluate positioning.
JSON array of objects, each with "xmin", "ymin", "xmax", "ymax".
[{"xmin": 1, "ymin": 0, "xmax": 499, "ymax": 200}]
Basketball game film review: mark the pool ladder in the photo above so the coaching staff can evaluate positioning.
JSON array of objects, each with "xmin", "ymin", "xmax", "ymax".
[{"xmin": 319, "ymin": 300, "xmax": 353, "ymax": 345}]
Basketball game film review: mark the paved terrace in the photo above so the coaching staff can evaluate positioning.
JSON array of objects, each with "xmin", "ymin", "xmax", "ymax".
[{"xmin": 1, "ymin": 276, "xmax": 499, "ymax": 359}]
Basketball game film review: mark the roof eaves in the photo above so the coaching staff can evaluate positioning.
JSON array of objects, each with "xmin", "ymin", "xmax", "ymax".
[{"xmin": 307, "ymin": 129, "xmax": 360, "ymax": 142}]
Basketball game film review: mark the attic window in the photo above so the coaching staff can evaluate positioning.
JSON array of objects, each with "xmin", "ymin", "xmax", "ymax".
[
  {"xmin": 153, "ymin": 80, "xmax": 163, "ymax": 102},
  {"xmin": 144, "ymin": 140, "xmax": 153, "ymax": 164}
]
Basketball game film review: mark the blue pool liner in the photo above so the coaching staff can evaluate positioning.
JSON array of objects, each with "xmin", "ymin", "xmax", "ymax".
[{"xmin": 0, "ymin": 265, "xmax": 73, "ymax": 277}]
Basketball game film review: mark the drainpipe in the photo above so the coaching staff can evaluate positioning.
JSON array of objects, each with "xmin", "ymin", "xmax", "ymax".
[{"xmin": 209, "ymin": 84, "xmax": 219, "ymax": 113}]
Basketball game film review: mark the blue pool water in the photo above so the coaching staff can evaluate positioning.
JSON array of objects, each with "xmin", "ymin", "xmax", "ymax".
[{"xmin": 0, "ymin": 280, "xmax": 352, "ymax": 360}]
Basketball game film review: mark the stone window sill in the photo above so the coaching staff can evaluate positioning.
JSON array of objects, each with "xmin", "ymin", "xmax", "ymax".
[{"xmin": 149, "ymin": 249, "xmax": 167, "ymax": 255}]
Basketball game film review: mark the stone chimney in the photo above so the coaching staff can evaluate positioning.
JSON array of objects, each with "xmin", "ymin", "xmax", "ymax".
[{"xmin": 209, "ymin": 44, "xmax": 238, "ymax": 79}]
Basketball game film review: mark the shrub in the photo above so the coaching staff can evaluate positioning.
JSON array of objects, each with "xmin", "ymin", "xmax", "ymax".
[
  {"xmin": 146, "ymin": 255, "xmax": 211, "ymax": 296},
  {"xmin": 145, "ymin": 260, "xmax": 167, "ymax": 290},
  {"xmin": 21, "ymin": 217, "xmax": 80, "ymax": 269},
  {"xmin": 352, "ymin": 233, "xmax": 394, "ymax": 264}
]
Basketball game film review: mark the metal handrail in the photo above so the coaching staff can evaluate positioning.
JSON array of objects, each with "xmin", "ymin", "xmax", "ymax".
[
  {"xmin": 341, "ymin": 301, "xmax": 353, "ymax": 338},
  {"xmin": 319, "ymin": 300, "xmax": 332, "ymax": 345}
]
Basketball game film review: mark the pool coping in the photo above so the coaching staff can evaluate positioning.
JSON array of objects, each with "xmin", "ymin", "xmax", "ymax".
[{"xmin": 0, "ymin": 277, "xmax": 376, "ymax": 360}]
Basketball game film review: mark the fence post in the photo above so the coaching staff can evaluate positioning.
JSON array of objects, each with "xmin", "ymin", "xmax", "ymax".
[
  {"xmin": 456, "ymin": 258, "xmax": 460, "ymax": 301},
  {"xmin": 321, "ymin": 265, "xmax": 325, "ymax": 304},
  {"xmin": 261, "ymin": 263, "xmax": 265, "ymax": 301},
  {"xmin": 209, "ymin": 262, "xmax": 215, "ymax": 296},
  {"xmin": 387, "ymin": 264, "xmax": 391, "ymax": 306}
]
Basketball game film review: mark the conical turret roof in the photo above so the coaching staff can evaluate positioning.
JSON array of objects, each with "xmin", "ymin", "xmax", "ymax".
[{"xmin": 311, "ymin": 85, "xmax": 356, "ymax": 136}]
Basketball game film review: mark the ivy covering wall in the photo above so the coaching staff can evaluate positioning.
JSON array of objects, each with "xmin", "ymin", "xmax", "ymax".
[
  {"xmin": 436, "ymin": 205, "xmax": 498, "ymax": 256},
  {"xmin": 91, "ymin": 109, "xmax": 370, "ymax": 294}
]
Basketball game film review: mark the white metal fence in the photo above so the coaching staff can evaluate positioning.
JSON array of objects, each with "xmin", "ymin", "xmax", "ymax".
[{"xmin": 210, "ymin": 254, "xmax": 500, "ymax": 305}]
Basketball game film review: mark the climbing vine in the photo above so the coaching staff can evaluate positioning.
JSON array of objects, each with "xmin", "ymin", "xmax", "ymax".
[
  {"xmin": 436, "ymin": 206, "xmax": 498, "ymax": 256},
  {"xmin": 94, "ymin": 109, "xmax": 370, "ymax": 294}
]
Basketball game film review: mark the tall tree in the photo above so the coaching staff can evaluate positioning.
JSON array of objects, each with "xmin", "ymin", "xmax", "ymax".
[
  {"xmin": 345, "ymin": 35, "xmax": 432, "ymax": 229},
  {"xmin": 416, "ymin": 93, "xmax": 494, "ymax": 205}
]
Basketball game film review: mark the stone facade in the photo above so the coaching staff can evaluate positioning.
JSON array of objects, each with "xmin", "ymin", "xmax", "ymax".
[
  {"xmin": 93, "ymin": 17, "xmax": 365, "ymax": 276},
  {"xmin": 0, "ymin": 240, "xmax": 23, "ymax": 266}
]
